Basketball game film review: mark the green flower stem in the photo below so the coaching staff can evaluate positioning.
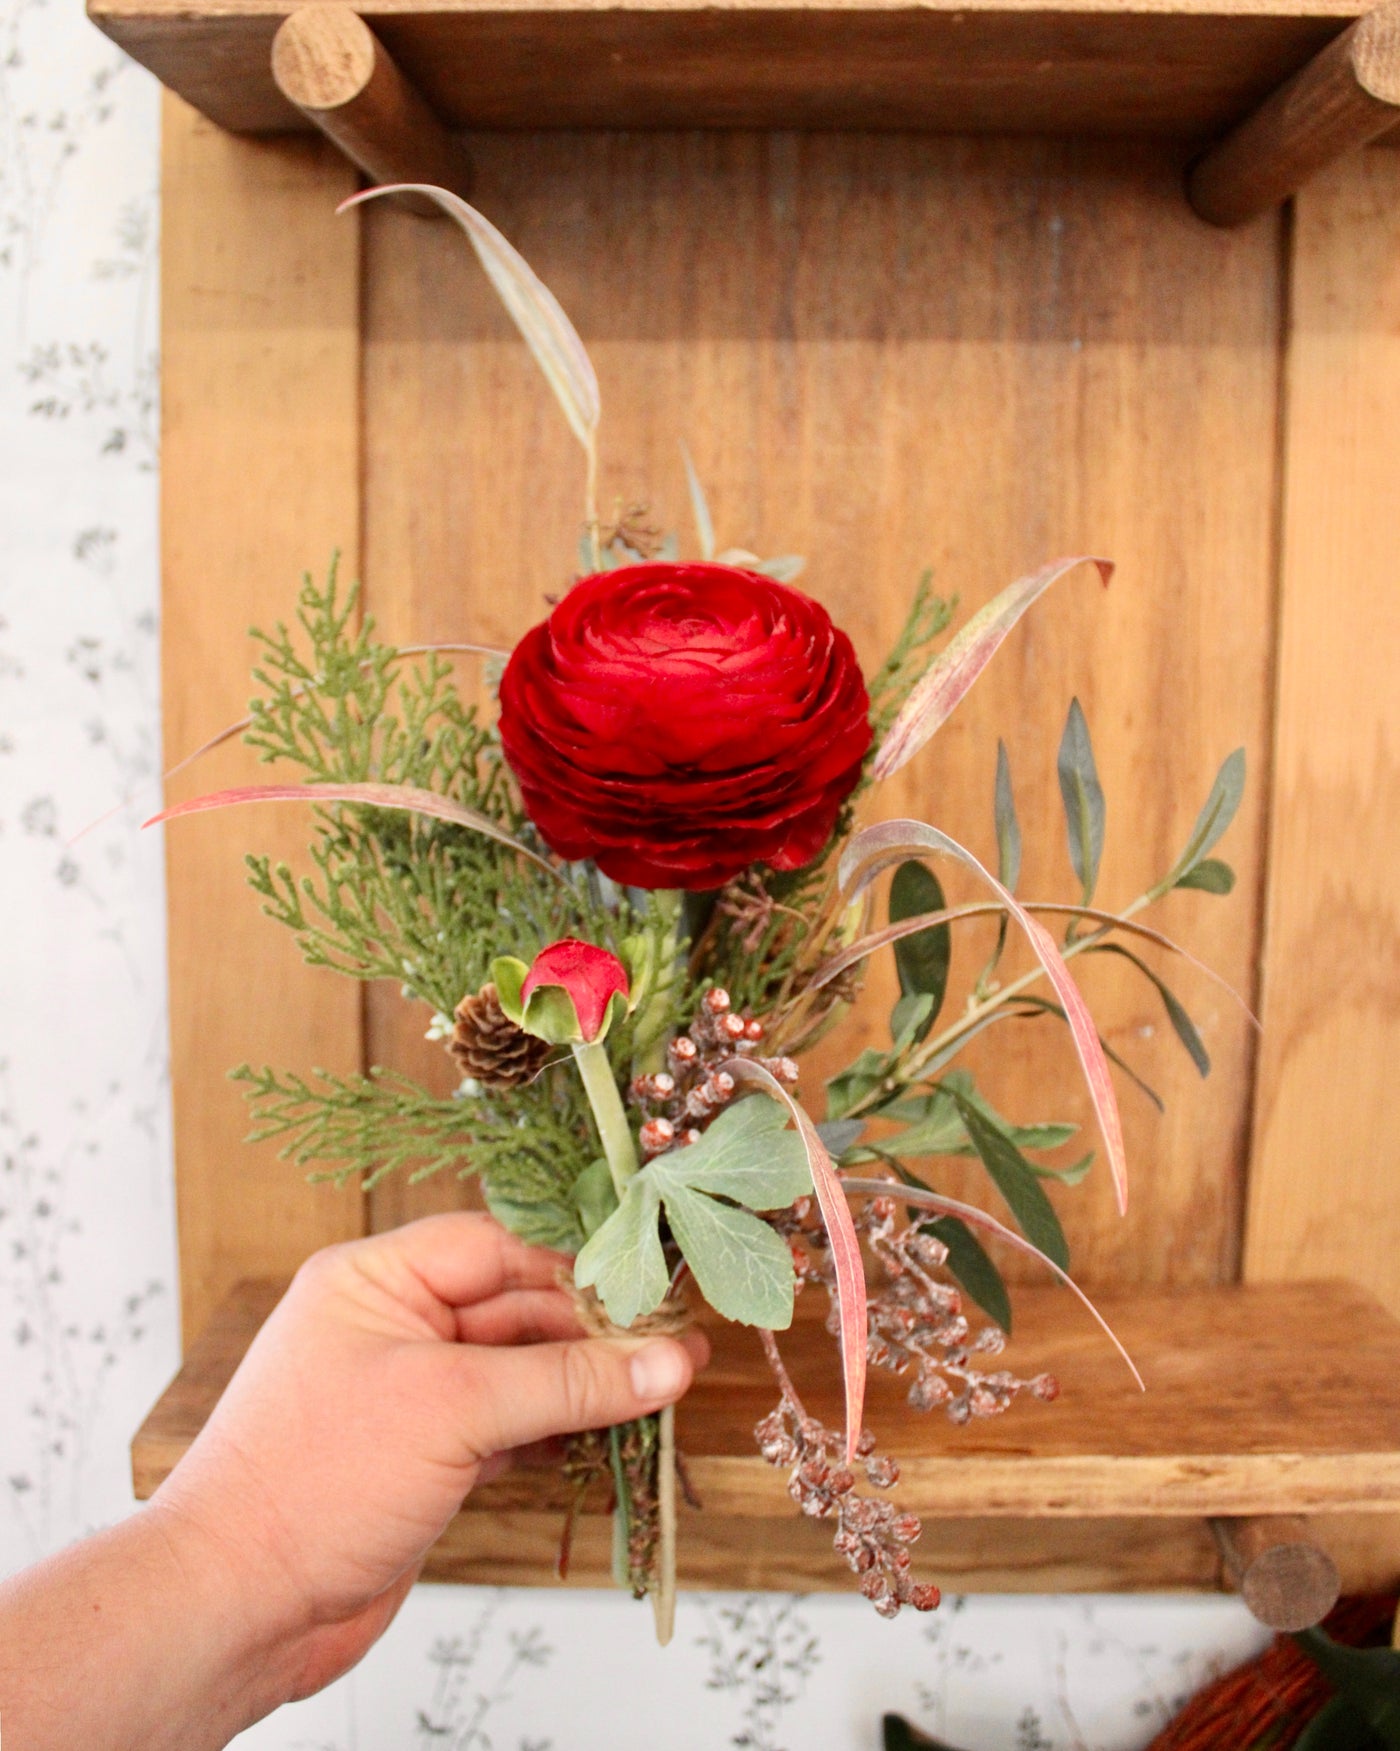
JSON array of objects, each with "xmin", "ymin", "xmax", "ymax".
[
  {"xmin": 572, "ymin": 1038, "xmax": 640, "ymax": 1199},
  {"xmin": 652, "ymin": 1404, "xmax": 678, "ymax": 1645}
]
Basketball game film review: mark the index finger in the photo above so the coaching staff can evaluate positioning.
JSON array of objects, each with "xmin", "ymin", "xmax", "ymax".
[{"xmin": 349, "ymin": 1212, "xmax": 572, "ymax": 1314}]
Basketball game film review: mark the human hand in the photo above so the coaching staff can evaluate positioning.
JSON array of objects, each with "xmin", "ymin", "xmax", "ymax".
[{"xmin": 155, "ymin": 1212, "xmax": 707, "ymax": 1713}]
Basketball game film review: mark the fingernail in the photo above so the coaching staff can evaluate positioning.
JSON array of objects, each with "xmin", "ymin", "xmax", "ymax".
[{"xmin": 629, "ymin": 1340, "xmax": 687, "ymax": 1402}]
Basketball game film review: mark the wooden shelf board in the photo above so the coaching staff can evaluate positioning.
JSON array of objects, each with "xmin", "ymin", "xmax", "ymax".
[
  {"xmin": 131, "ymin": 1277, "xmax": 1400, "ymax": 1588},
  {"xmin": 91, "ymin": 1, "xmax": 1363, "ymax": 139}
]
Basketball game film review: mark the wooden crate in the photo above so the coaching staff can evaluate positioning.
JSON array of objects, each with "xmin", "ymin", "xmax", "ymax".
[{"xmin": 92, "ymin": 0, "xmax": 1400, "ymax": 1596}]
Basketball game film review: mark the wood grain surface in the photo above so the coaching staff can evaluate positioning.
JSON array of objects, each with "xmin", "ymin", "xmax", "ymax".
[
  {"xmin": 160, "ymin": 97, "xmax": 367, "ymax": 1342},
  {"xmin": 130, "ymin": 1277, "xmax": 1400, "ymax": 1587},
  {"xmin": 1189, "ymin": 0, "xmax": 1400, "ymax": 224},
  {"xmin": 88, "ymin": 3, "xmax": 1351, "ymax": 139},
  {"xmin": 358, "ymin": 133, "xmax": 1279, "ymax": 1292},
  {"xmin": 1244, "ymin": 147, "xmax": 1400, "ymax": 1320}
]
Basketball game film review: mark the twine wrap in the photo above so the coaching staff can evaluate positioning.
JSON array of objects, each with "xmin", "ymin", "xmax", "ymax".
[{"xmin": 561, "ymin": 1272, "xmax": 693, "ymax": 1341}]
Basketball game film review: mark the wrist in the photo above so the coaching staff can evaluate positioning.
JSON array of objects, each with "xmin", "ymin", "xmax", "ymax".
[{"xmin": 146, "ymin": 1484, "xmax": 314, "ymax": 1726}]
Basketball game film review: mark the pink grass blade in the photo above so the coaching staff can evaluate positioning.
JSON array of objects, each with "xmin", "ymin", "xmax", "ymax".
[
  {"xmin": 69, "ymin": 641, "xmax": 508, "ymax": 848},
  {"xmin": 839, "ymin": 820, "xmax": 1129, "ymax": 1215},
  {"xmin": 839, "ymin": 1176, "xmax": 1143, "ymax": 1390},
  {"xmin": 809, "ymin": 900, "xmax": 1257, "ymax": 1028},
  {"xmin": 340, "ymin": 185, "xmax": 600, "ymax": 452},
  {"xmin": 873, "ymin": 557, "xmax": 1113, "ymax": 781},
  {"xmin": 144, "ymin": 782, "xmax": 566, "ymax": 883},
  {"xmin": 723, "ymin": 1060, "xmax": 868, "ymax": 1462}
]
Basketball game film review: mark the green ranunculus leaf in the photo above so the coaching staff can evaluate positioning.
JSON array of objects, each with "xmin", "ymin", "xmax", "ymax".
[
  {"xmin": 654, "ymin": 1096, "xmax": 812, "ymax": 1210},
  {"xmin": 659, "ymin": 1180, "xmax": 798, "ymax": 1329},
  {"xmin": 573, "ymin": 1176, "xmax": 669, "ymax": 1329},
  {"xmin": 573, "ymin": 1156, "xmax": 619, "ymax": 1240}
]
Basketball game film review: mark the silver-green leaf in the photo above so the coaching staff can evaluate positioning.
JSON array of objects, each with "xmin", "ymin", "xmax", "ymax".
[
  {"xmin": 1057, "ymin": 697, "xmax": 1105, "ymax": 907},
  {"xmin": 573, "ymin": 1177, "xmax": 669, "ymax": 1329},
  {"xmin": 660, "ymin": 1181, "xmax": 798, "ymax": 1329}
]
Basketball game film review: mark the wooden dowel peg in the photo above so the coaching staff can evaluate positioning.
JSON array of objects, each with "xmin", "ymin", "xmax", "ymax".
[
  {"xmin": 1187, "ymin": 0, "xmax": 1400, "ymax": 226},
  {"xmin": 1211, "ymin": 1515, "xmax": 1342, "ymax": 1632},
  {"xmin": 271, "ymin": 6, "xmax": 472, "ymax": 216}
]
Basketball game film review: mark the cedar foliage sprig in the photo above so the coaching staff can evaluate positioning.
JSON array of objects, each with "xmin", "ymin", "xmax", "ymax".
[
  {"xmin": 233, "ymin": 564, "xmax": 690, "ymax": 1198},
  {"xmin": 233, "ymin": 1061, "xmax": 597, "ymax": 1250}
]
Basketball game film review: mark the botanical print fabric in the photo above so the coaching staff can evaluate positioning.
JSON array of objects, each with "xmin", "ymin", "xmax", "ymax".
[{"xmin": 0, "ymin": 7, "xmax": 1269, "ymax": 1745}]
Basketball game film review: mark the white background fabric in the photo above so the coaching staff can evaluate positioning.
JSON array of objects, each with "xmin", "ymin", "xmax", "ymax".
[{"xmin": 0, "ymin": 8, "xmax": 1269, "ymax": 1744}]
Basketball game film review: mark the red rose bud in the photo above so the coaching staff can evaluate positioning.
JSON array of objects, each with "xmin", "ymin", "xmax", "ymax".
[
  {"xmin": 521, "ymin": 938, "xmax": 630, "ymax": 1044},
  {"xmin": 498, "ymin": 562, "xmax": 872, "ymax": 889}
]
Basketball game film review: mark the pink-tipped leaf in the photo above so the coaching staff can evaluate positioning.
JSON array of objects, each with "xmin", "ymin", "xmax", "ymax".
[
  {"xmin": 840, "ymin": 1177, "xmax": 1143, "ymax": 1390},
  {"xmin": 340, "ymin": 185, "xmax": 599, "ymax": 453},
  {"xmin": 809, "ymin": 900, "xmax": 1258, "ymax": 1027},
  {"xmin": 144, "ymin": 782, "xmax": 565, "ymax": 882},
  {"xmin": 723, "ymin": 1060, "xmax": 868, "ymax": 1463},
  {"xmin": 873, "ymin": 557, "xmax": 1113, "ymax": 780},
  {"xmin": 839, "ymin": 819, "xmax": 1129, "ymax": 1215}
]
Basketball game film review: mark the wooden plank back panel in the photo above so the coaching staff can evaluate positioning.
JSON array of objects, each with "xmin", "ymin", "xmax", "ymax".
[
  {"xmin": 161, "ymin": 96, "xmax": 367, "ymax": 1339},
  {"xmin": 358, "ymin": 133, "xmax": 1280, "ymax": 1287},
  {"xmin": 1244, "ymin": 146, "xmax": 1400, "ymax": 1318}
]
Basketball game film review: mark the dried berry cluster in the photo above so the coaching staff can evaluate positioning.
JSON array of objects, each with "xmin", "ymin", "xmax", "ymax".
[
  {"xmin": 630, "ymin": 987, "xmax": 799, "ymax": 1159},
  {"xmin": 754, "ymin": 1348, "xmax": 939, "ymax": 1619},
  {"xmin": 860, "ymin": 1197, "xmax": 1060, "ymax": 1421},
  {"xmin": 778, "ymin": 1193, "xmax": 1059, "ymax": 1425}
]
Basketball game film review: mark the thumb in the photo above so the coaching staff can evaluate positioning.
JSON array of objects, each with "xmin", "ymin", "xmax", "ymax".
[{"xmin": 449, "ymin": 1332, "xmax": 701, "ymax": 1460}]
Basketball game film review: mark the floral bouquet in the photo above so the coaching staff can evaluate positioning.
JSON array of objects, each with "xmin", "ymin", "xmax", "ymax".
[{"xmin": 153, "ymin": 184, "xmax": 1246, "ymax": 1644}]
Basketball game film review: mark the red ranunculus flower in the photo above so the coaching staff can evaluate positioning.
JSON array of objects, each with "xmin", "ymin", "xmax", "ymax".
[
  {"xmin": 521, "ymin": 938, "xmax": 630, "ymax": 1043},
  {"xmin": 498, "ymin": 562, "xmax": 872, "ymax": 889}
]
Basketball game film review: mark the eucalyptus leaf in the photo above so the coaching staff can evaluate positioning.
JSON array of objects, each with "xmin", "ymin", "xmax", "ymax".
[
  {"xmin": 1015, "ymin": 994, "xmax": 1166, "ymax": 1112},
  {"xmin": 1176, "ymin": 857, "xmax": 1236, "ymax": 895},
  {"xmin": 891, "ymin": 992, "xmax": 936, "ymax": 1050},
  {"xmin": 826, "ymin": 1048, "xmax": 892, "ymax": 1120},
  {"xmin": 890, "ymin": 862, "xmax": 951, "ymax": 1033},
  {"xmin": 816, "ymin": 1117, "xmax": 866, "ymax": 1158},
  {"xmin": 680, "ymin": 441, "xmax": 716, "ymax": 562},
  {"xmin": 922, "ymin": 1215, "xmax": 1013, "ymax": 1332},
  {"xmin": 1057, "ymin": 697, "xmax": 1105, "ymax": 906},
  {"xmin": 1087, "ymin": 942, "xmax": 1210, "ymax": 1077},
  {"xmin": 573, "ymin": 1177, "xmax": 669, "ymax": 1329},
  {"xmin": 1029, "ymin": 1151, "xmax": 1094, "ymax": 1186},
  {"xmin": 994, "ymin": 738, "xmax": 1021, "ymax": 892},
  {"xmin": 1160, "ymin": 748, "xmax": 1246, "ymax": 892},
  {"xmin": 756, "ymin": 554, "xmax": 807, "ymax": 582},
  {"xmin": 950, "ymin": 1092, "xmax": 1070, "ymax": 1270}
]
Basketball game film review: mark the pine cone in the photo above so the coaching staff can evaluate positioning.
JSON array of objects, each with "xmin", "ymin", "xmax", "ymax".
[{"xmin": 449, "ymin": 984, "xmax": 553, "ymax": 1090}]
